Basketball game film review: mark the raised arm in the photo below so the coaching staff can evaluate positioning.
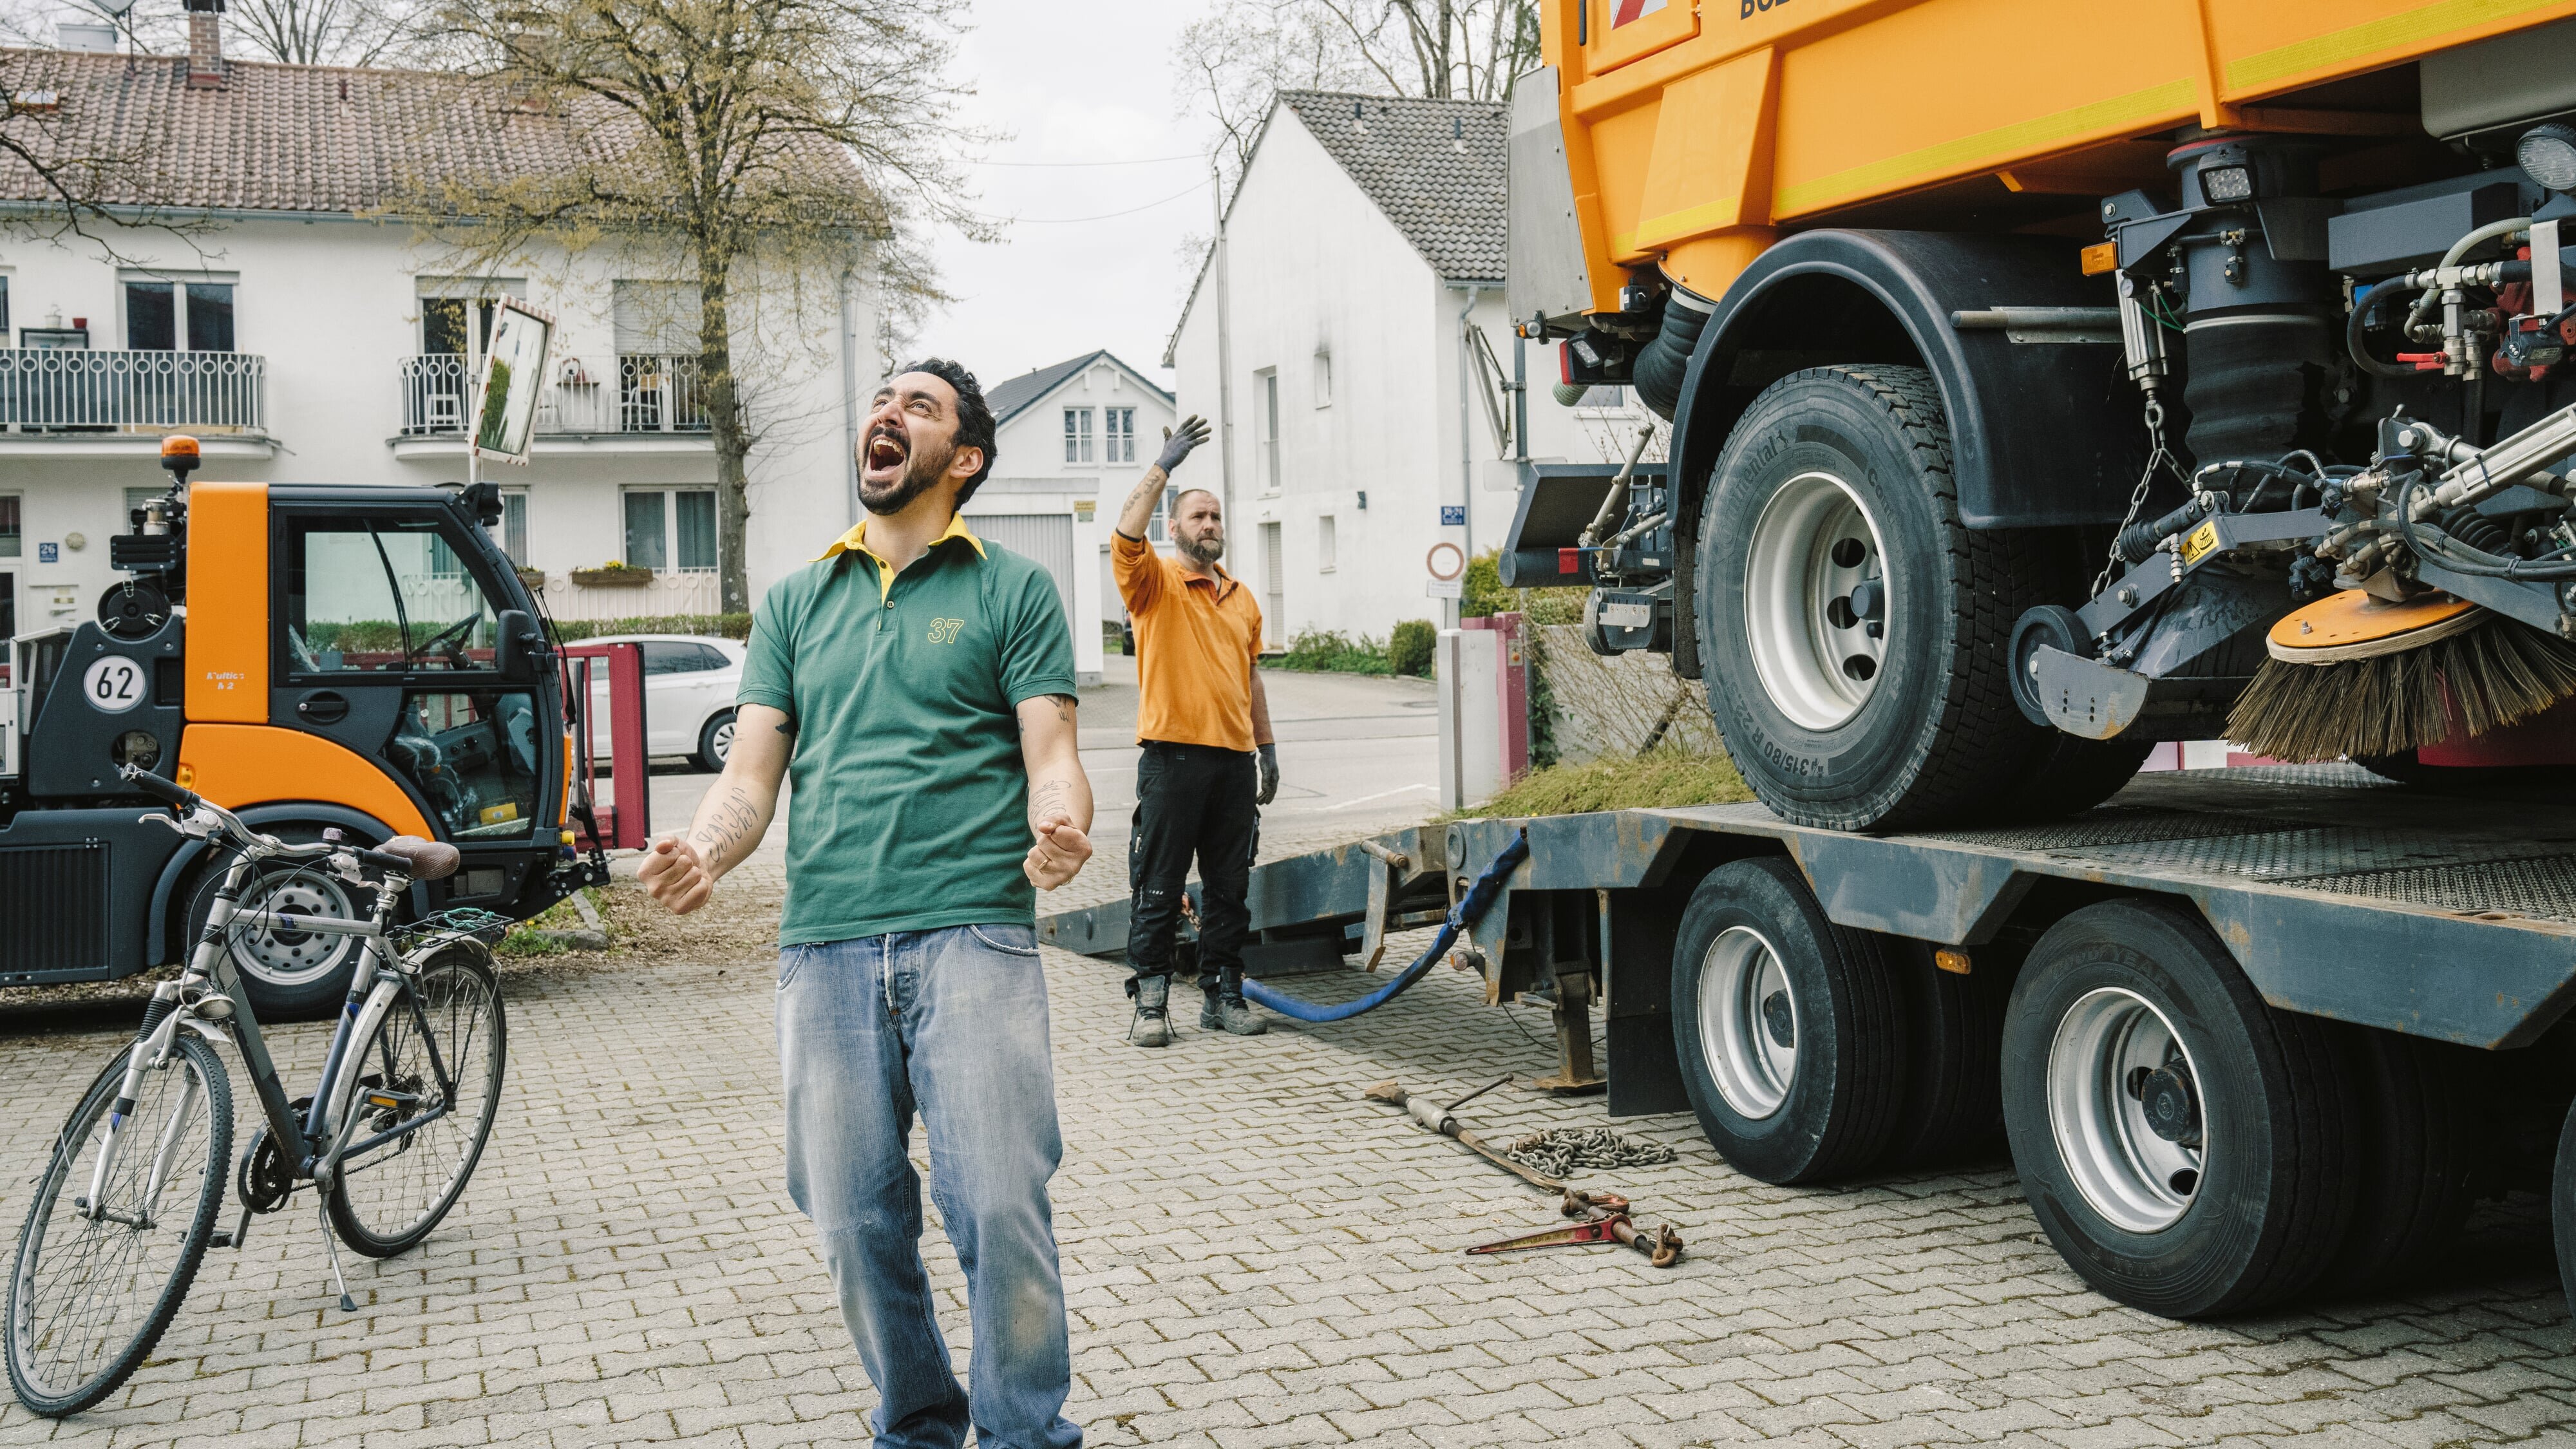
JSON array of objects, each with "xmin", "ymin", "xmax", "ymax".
[
  {"xmin": 1113, "ymin": 413, "xmax": 1211, "ymax": 540},
  {"xmin": 1018, "ymin": 692, "xmax": 1095, "ymax": 889},
  {"xmin": 639, "ymin": 702, "xmax": 793, "ymax": 914}
]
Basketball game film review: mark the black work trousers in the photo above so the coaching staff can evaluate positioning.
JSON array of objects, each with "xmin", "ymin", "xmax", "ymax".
[{"xmin": 1124, "ymin": 741, "xmax": 1258, "ymax": 989}]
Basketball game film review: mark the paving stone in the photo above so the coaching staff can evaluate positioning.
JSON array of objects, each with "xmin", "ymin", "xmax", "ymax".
[{"xmin": 0, "ymin": 867, "xmax": 2570, "ymax": 1449}]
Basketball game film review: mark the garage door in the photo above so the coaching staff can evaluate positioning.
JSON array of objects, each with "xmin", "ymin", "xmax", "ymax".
[{"xmin": 971, "ymin": 513, "xmax": 1076, "ymax": 623}]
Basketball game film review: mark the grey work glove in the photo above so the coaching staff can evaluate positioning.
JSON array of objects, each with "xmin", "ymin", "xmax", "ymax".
[
  {"xmin": 1256, "ymin": 743, "xmax": 1279, "ymax": 806},
  {"xmin": 1157, "ymin": 414, "xmax": 1212, "ymax": 475}
]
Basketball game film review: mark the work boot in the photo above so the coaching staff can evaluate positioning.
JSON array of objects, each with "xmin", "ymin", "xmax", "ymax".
[
  {"xmin": 1128, "ymin": 974, "xmax": 1173, "ymax": 1048},
  {"xmin": 1200, "ymin": 971, "xmax": 1269, "ymax": 1036}
]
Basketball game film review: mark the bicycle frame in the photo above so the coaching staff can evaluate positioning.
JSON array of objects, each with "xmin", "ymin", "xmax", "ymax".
[{"xmin": 90, "ymin": 840, "xmax": 461, "ymax": 1225}]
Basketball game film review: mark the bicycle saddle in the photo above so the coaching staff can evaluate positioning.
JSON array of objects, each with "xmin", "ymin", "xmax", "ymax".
[{"xmin": 371, "ymin": 836, "xmax": 462, "ymax": 882}]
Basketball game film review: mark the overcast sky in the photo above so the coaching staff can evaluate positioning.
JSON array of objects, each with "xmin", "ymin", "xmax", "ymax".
[{"xmin": 917, "ymin": 0, "xmax": 1215, "ymax": 397}]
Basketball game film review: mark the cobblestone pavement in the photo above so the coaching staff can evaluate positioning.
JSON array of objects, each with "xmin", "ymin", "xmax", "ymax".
[{"xmin": 2, "ymin": 876, "xmax": 2571, "ymax": 1448}]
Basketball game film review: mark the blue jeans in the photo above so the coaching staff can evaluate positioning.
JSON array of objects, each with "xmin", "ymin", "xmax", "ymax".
[{"xmin": 777, "ymin": 924, "xmax": 1081, "ymax": 1449}]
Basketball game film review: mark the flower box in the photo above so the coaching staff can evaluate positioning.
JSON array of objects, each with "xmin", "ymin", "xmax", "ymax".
[
  {"xmin": 515, "ymin": 566, "xmax": 549, "ymax": 590},
  {"xmin": 571, "ymin": 566, "xmax": 654, "ymax": 587}
]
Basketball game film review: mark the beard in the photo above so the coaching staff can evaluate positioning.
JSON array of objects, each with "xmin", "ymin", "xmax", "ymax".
[
  {"xmin": 859, "ymin": 436, "xmax": 954, "ymax": 516},
  {"xmin": 1175, "ymin": 527, "xmax": 1224, "ymax": 567}
]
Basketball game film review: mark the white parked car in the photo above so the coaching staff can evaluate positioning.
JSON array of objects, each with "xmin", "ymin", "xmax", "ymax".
[{"xmin": 578, "ymin": 634, "xmax": 744, "ymax": 772}]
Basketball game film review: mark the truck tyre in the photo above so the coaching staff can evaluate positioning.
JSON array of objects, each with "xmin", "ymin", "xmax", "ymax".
[
  {"xmin": 1880, "ymin": 939, "xmax": 2010, "ymax": 1170},
  {"xmin": 2326, "ymin": 1031, "xmax": 2485, "ymax": 1293},
  {"xmin": 182, "ymin": 824, "xmax": 375, "ymax": 1020},
  {"xmin": 1698, "ymin": 365, "xmax": 2045, "ymax": 831},
  {"xmin": 2002, "ymin": 898, "xmax": 2362, "ymax": 1318},
  {"xmin": 1671, "ymin": 857, "xmax": 1903, "ymax": 1184},
  {"xmin": 2555, "ymin": 1097, "xmax": 2576, "ymax": 1323}
]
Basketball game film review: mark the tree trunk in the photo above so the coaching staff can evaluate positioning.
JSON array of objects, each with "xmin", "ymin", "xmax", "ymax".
[{"xmin": 699, "ymin": 254, "xmax": 752, "ymax": 616}]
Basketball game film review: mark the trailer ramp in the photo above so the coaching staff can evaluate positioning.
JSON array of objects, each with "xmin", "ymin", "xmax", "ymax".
[{"xmin": 1038, "ymin": 767, "xmax": 2576, "ymax": 1107}]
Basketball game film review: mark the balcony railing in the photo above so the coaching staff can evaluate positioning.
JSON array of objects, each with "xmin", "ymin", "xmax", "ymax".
[
  {"xmin": 399, "ymin": 354, "xmax": 710, "ymax": 438},
  {"xmin": 0, "ymin": 349, "xmax": 265, "ymax": 433}
]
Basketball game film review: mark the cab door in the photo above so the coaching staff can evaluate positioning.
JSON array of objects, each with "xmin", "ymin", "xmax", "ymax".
[{"xmin": 269, "ymin": 505, "xmax": 549, "ymax": 904}]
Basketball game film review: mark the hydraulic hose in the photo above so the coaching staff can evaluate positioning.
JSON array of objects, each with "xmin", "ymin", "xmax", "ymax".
[
  {"xmin": 1240, "ymin": 830, "xmax": 1531, "ymax": 1024},
  {"xmin": 2348, "ymin": 278, "xmax": 2418, "ymax": 379}
]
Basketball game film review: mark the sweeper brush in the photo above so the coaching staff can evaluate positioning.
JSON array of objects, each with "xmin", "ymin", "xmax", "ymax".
[{"xmin": 2226, "ymin": 590, "xmax": 2576, "ymax": 763}]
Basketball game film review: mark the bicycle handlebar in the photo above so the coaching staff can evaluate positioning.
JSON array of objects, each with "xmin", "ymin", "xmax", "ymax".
[
  {"xmin": 120, "ymin": 765, "xmax": 334, "ymax": 864},
  {"xmin": 122, "ymin": 764, "xmax": 200, "ymax": 813}
]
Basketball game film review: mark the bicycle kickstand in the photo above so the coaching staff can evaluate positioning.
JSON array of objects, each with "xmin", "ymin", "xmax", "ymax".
[{"xmin": 316, "ymin": 1198, "xmax": 357, "ymax": 1312}]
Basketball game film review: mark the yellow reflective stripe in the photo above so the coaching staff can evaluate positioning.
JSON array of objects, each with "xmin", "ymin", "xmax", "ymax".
[
  {"xmin": 1774, "ymin": 79, "xmax": 2195, "ymax": 218},
  {"xmin": 2228, "ymin": 0, "xmax": 2570, "ymax": 92}
]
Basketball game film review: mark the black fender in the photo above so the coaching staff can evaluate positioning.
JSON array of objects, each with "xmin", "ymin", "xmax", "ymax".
[
  {"xmin": 1664, "ymin": 231, "xmax": 2141, "ymax": 672},
  {"xmin": 147, "ymin": 802, "xmax": 405, "ymax": 965}
]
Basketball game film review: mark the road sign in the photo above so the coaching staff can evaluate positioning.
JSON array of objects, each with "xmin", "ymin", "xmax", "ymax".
[{"xmin": 1426, "ymin": 578, "xmax": 1463, "ymax": 599}]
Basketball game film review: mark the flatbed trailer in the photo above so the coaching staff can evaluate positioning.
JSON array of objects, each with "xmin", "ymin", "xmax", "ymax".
[{"xmin": 1041, "ymin": 765, "xmax": 2576, "ymax": 1322}]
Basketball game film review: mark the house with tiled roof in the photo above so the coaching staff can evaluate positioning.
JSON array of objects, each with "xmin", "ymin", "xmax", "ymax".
[
  {"xmin": 0, "ymin": 3, "xmax": 884, "ymax": 653},
  {"xmin": 965, "ymin": 349, "xmax": 1173, "ymax": 674},
  {"xmin": 1165, "ymin": 89, "xmax": 1642, "ymax": 645}
]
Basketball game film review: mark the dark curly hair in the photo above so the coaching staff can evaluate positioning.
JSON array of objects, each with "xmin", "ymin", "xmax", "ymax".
[{"xmin": 893, "ymin": 357, "xmax": 999, "ymax": 506}]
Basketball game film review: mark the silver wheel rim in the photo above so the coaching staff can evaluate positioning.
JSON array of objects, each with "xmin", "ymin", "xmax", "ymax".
[
  {"xmin": 710, "ymin": 717, "xmax": 734, "ymax": 762},
  {"xmin": 1742, "ymin": 471, "xmax": 1888, "ymax": 730},
  {"xmin": 1695, "ymin": 925, "xmax": 1799, "ymax": 1119},
  {"xmin": 2047, "ymin": 987, "xmax": 2206, "ymax": 1233},
  {"xmin": 232, "ymin": 870, "xmax": 363, "ymax": 988}
]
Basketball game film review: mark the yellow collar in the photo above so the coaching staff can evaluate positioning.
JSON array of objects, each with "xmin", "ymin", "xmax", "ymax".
[
  {"xmin": 817, "ymin": 513, "xmax": 985, "ymax": 603},
  {"xmin": 815, "ymin": 513, "xmax": 987, "ymax": 564}
]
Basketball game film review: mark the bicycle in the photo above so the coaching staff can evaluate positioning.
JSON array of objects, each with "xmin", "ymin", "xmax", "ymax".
[{"xmin": 5, "ymin": 766, "xmax": 509, "ymax": 1417}]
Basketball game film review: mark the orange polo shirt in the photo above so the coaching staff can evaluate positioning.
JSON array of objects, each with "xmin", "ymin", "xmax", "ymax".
[{"xmin": 1113, "ymin": 531, "xmax": 1264, "ymax": 751}]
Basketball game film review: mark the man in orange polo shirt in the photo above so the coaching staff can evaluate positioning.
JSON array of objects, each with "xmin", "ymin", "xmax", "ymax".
[{"xmin": 1112, "ymin": 415, "xmax": 1278, "ymax": 1047}]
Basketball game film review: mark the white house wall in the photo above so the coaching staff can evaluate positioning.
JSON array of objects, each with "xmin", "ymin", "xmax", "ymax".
[
  {"xmin": 1167, "ymin": 109, "xmax": 1643, "ymax": 649},
  {"xmin": 0, "ymin": 218, "xmax": 872, "ymax": 635}
]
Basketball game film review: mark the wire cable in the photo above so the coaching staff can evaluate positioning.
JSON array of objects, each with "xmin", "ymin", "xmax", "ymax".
[
  {"xmin": 1241, "ymin": 832, "xmax": 1530, "ymax": 1024},
  {"xmin": 975, "ymin": 180, "xmax": 1209, "ymax": 226}
]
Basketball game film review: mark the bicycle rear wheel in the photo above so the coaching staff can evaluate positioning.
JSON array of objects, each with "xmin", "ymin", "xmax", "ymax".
[
  {"xmin": 7, "ymin": 1033, "xmax": 232, "ymax": 1417},
  {"xmin": 327, "ymin": 945, "xmax": 506, "ymax": 1258}
]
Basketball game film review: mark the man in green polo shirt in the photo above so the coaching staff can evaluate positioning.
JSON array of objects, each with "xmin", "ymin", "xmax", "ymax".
[{"xmin": 638, "ymin": 359, "xmax": 1091, "ymax": 1449}]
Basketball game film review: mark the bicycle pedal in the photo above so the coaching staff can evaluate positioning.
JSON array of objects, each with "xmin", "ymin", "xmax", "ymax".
[{"xmin": 211, "ymin": 1231, "xmax": 234, "ymax": 1248}]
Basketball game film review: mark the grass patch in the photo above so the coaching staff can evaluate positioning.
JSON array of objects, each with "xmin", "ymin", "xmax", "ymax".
[
  {"xmin": 1271, "ymin": 628, "xmax": 1395, "ymax": 676},
  {"xmin": 497, "ymin": 888, "xmax": 606, "ymax": 956},
  {"xmin": 1454, "ymin": 748, "xmax": 1754, "ymax": 819}
]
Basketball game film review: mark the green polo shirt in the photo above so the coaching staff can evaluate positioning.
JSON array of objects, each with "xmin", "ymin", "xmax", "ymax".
[{"xmin": 737, "ymin": 515, "xmax": 1078, "ymax": 946}]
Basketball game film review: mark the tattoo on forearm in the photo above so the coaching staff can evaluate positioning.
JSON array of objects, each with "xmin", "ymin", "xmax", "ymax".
[
  {"xmin": 1028, "ymin": 779, "xmax": 1072, "ymax": 827},
  {"xmin": 691, "ymin": 784, "xmax": 761, "ymax": 863}
]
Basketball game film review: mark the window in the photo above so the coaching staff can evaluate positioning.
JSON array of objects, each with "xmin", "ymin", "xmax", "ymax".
[
  {"xmin": 1574, "ymin": 384, "xmax": 1628, "ymax": 409},
  {"xmin": 1318, "ymin": 515, "xmax": 1336, "ymax": 572},
  {"xmin": 675, "ymin": 489, "xmax": 717, "ymax": 571},
  {"xmin": 122, "ymin": 280, "xmax": 234, "ymax": 352},
  {"xmin": 623, "ymin": 490, "xmax": 668, "ymax": 570},
  {"xmin": 1258, "ymin": 369, "xmax": 1281, "ymax": 494},
  {"xmin": 1313, "ymin": 349, "xmax": 1332, "ymax": 408},
  {"xmin": 0, "ymin": 276, "xmax": 12, "ymax": 338},
  {"xmin": 1104, "ymin": 407, "xmax": 1135, "ymax": 464},
  {"xmin": 1063, "ymin": 407, "xmax": 1094, "ymax": 464},
  {"xmin": 641, "ymin": 641, "xmax": 727, "ymax": 675},
  {"xmin": 496, "ymin": 489, "xmax": 529, "ymax": 566},
  {"xmin": 391, "ymin": 689, "xmax": 540, "ymax": 839},
  {"xmin": 123, "ymin": 488, "xmax": 162, "ymax": 531},
  {"xmin": 1147, "ymin": 484, "xmax": 1178, "ymax": 544},
  {"xmin": 611, "ymin": 279, "xmax": 701, "ymax": 355},
  {"xmin": 623, "ymin": 489, "xmax": 718, "ymax": 571},
  {"xmin": 280, "ymin": 517, "xmax": 500, "ymax": 673},
  {"xmin": 420, "ymin": 297, "xmax": 495, "ymax": 357},
  {"xmin": 0, "ymin": 495, "xmax": 17, "ymax": 558}
]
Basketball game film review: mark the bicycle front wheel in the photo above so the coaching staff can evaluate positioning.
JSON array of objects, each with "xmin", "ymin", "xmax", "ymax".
[
  {"xmin": 327, "ymin": 945, "xmax": 506, "ymax": 1258},
  {"xmin": 7, "ymin": 1033, "xmax": 232, "ymax": 1417}
]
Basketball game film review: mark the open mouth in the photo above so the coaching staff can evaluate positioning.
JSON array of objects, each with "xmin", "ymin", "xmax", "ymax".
[{"xmin": 866, "ymin": 428, "xmax": 907, "ymax": 470}]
